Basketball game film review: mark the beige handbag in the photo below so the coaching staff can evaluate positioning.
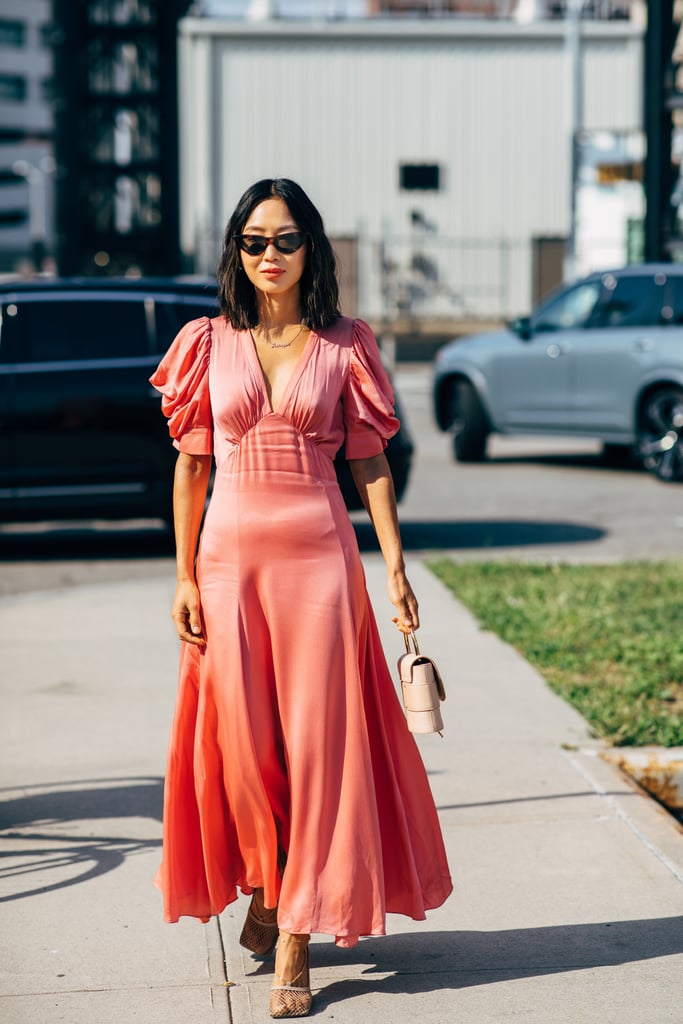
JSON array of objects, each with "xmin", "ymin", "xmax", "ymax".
[{"xmin": 397, "ymin": 632, "xmax": 446, "ymax": 736}]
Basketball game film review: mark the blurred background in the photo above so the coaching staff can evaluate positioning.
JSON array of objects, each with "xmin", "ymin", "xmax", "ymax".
[{"xmin": 0, "ymin": 1, "xmax": 680, "ymax": 331}]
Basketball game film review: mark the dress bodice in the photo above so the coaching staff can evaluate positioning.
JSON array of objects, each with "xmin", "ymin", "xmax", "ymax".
[{"xmin": 150, "ymin": 315, "xmax": 400, "ymax": 472}]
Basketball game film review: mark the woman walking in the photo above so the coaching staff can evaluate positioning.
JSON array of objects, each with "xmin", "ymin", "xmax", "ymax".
[{"xmin": 151, "ymin": 178, "xmax": 451, "ymax": 1018}]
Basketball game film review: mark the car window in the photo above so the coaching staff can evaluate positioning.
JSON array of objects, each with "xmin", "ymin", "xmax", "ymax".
[
  {"xmin": 532, "ymin": 281, "xmax": 602, "ymax": 332},
  {"xmin": 7, "ymin": 298, "xmax": 151, "ymax": 362},
  {"xmin": 180, "ymin": 302, "xmax": 220, "ymax": 322},
  {"xmin": 661, "ymin": 275, "xmax": 683, "ymax": 324},
  {"xmin": 154, "ymin": 298, "xmax": 219, "ymax": 353},
  {"xmin": 594, "ymin": 273, "xmax": 660, "ymax": 328}
]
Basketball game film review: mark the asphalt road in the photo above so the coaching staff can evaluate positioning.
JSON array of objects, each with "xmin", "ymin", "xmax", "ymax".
[
  {"xmin": 2, "ymin": 365, "xmax": 682, "ymax": 598},
  {"xmin": 386, "ymin": 365, "xmax": 683, "ymax": 563}
]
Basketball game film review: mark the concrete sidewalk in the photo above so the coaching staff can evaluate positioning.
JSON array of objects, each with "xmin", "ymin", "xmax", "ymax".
[{"xmin": 1, "ymin": 558, "xmax": 683, "ymax": 1023}]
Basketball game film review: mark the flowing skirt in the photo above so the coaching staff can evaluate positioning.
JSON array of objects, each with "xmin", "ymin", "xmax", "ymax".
[{"xmin": 156, "ymin": 417, "xmax": 452, "ymax": 946}]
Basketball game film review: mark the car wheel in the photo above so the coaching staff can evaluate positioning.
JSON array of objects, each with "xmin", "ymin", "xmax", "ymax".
[
  {"xmin": 451, "ymin": 380, "xmax": 489, "ymax": 462},
  {"xmin": 637, "ymin": 386, "xmax": 683, "ymax": 482}
]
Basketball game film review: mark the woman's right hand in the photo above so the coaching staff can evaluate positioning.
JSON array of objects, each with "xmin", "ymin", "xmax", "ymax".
[{"xmin": 171, "ymin": 579, "xmax": 206, "ymax": 645}]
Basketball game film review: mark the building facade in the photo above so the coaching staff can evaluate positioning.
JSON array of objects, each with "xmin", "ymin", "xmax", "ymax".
[
  {"xmin": 51, "ymin": 0, "xmax": 192, "ymax": 277},
  {"xmin": 178, "ymin": 17, "xmax": 643, "ymax": 318},
  {"xmin": 0, "ymin": 0, "xmax": 54, "ymax": 273}
]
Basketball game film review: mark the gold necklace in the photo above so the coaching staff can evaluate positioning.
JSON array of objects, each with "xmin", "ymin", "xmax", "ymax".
[{"xmin": 253, "ymin": 323, "xmax": 306, "ymax": 350}]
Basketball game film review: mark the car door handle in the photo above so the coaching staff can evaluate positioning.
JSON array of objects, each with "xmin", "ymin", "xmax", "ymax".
[{"xmin": 633, "ymin": 338, "xmax": 654, "ymax": 353}]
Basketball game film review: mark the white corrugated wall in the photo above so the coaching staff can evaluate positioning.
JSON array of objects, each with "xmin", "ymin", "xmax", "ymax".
[{"xmin": 178, "ymin": 20, "xmax": 643, "ymax": 317}]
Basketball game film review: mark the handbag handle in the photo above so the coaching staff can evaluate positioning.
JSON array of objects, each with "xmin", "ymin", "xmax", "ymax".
[
  {"xmin": 401, "ymin": 632, "xmax": 446, "ymax": 704},
  {"xmin": 403, "ymin": 630, "xmax": 421, "ymax": 656}
]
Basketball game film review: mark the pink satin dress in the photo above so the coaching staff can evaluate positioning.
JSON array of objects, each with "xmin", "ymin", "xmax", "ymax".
[{"xmin": 150, "ymin": 315, "xmax": 452, "ymax": 947}]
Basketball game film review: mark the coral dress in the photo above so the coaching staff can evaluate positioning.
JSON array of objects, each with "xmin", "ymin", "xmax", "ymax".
[{"xmin": 150, "ymin": 315, "xmax": 452, "ymax": 947}]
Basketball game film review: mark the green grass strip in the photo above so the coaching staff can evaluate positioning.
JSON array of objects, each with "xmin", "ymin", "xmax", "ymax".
[{"xmin": 428, "ymin": 559, "xmax": 683, "ymax": 748}]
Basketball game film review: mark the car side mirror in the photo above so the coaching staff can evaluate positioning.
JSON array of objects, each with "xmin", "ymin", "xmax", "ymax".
[{"xmin": 509, "ymin": 315, "xmax": 532, "ymax": 341}]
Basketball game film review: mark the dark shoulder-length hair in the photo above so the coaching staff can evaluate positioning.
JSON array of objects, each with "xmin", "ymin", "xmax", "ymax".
[{"xmin": 217, "ymin": 178, "xmax": 341, "ymax": 330}]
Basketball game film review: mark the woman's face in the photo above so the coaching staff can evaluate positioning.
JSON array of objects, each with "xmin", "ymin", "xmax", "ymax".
[{"xmin": 238, "ymin": 198, "xmax": 307, "ymax": 301}]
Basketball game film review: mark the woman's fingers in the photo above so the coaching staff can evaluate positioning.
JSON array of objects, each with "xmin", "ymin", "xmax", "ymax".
[
  {"xmin": 397, "ymin": 599, "xmax": 419, "ymax": 631},
  {"xmin": 171, "ymin": 607, "xmax": 205, "ymax": 645},
  {"xmin": 389, "ymin": 576, "xmax": 420, "ymax": 632},
  {"xmin": 405, "ymin": 592, "xmax": 420, "ymax": 630},
  {"xmin": 171, "ymin": 586, "xmax": 206, "ymax": 645},
  {"xmin": 172, "ymin": 610, "xmax": 206, "ymax": 645}
]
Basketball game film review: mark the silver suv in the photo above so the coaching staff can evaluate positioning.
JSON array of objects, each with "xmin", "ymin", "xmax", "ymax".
[{"xmin": 432, "ymin": 264, "xmax": 683, "ymax": 482}]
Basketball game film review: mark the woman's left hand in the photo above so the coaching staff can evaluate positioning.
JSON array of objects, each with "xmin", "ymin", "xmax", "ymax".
[{"xmin": 388, "ymin": 570, "xmax": 419, "ymax": 633}]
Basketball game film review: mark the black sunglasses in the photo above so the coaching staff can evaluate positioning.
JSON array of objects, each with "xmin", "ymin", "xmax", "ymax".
[{"xmin": 234, "ymin": 232, "xmax": 307, "ymax": 256}]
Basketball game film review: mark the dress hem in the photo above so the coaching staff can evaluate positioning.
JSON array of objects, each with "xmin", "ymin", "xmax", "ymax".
[{"xmin": 157, "ymin": 876, "xmax": 454, "ymax": 945}]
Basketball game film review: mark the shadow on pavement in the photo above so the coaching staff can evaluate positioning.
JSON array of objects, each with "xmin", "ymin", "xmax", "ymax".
[
  {"xmin": 0, "ymin": 776, "xmax": 163, "ymax": 828},
  {"xmin": 308, "ymin": 918, "xmax": 683, "ymax": 1002},
  {"xmin": 0, "ymin": 518, "xmax": 606, "ymax": 562},
  {"xmin": 0, "ymin": 776, "xmax": 163, "ymax": 903},
  {"xmin": 489, "ymin": 450, "xmax": 644, "ymax": 474},
  {"xmin": 436, "ymin": 789, "xmax": 641, "ymax": 812},
  {"xmin": 355, "ymin": 519, "xmax": 605, "ymax": 552},
  {"xmin": 0, "ymin": 523, "xmax": 174, "ymax": 562}
]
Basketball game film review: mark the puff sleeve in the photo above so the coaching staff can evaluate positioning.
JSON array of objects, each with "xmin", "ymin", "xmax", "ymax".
[
  {"xmin": 343, "ymin": 319, "xmax": 400, "ymax": 460},
  {"xmin": 149, "ymin": 317, "xmax": 213, "ymax": 455}
]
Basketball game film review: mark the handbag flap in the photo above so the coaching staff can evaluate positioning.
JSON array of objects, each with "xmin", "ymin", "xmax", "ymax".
[{"xmin": 398, "ymin": 653, "xmax": 446, "ymax": 702}]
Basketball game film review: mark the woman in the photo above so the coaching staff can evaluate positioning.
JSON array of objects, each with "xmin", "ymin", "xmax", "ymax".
[{"xmin": 151, "ymin": 178, "xmax": 452, "ymax": 1019}]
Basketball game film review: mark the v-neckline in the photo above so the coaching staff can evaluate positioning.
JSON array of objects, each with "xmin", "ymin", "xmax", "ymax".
[{"xmin": 243, "ymin": 326, "xmax": 318, "ymax": 416}]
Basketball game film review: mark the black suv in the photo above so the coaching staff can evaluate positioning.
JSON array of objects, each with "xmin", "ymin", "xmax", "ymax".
[{"xmin": 0, "ymin": 278, "xmax": 413, "ymax": 524}]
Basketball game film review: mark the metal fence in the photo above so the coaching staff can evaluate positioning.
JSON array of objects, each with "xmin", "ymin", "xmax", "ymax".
[
  {"xmin": 356, "ymin": 233, "xmax": 533, "ymax": 322},
  {"xmin": 193, "ymin": 226, "xmax": 539, "ymax": 320}
]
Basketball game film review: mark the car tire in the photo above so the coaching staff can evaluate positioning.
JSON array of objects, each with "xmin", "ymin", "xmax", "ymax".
[
  {"xmin": 601, "ymin": 442, "xmax": 637, "ymax": 468},
  {"xmin": 637, "ymin": 386, "xmax": 683, "ymax": 482},
  {"xmin": 451, "ymin": 380, "xmax": 489, "ymax": 462}
]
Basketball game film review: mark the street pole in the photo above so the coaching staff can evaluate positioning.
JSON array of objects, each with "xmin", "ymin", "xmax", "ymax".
[
  {"xmin": 564, "ymin": 0, "xmax": 582, "ymax": 283},
  {"xmin": 643, "ymin": 0, "xmax": 675, "ymax": 262}
]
